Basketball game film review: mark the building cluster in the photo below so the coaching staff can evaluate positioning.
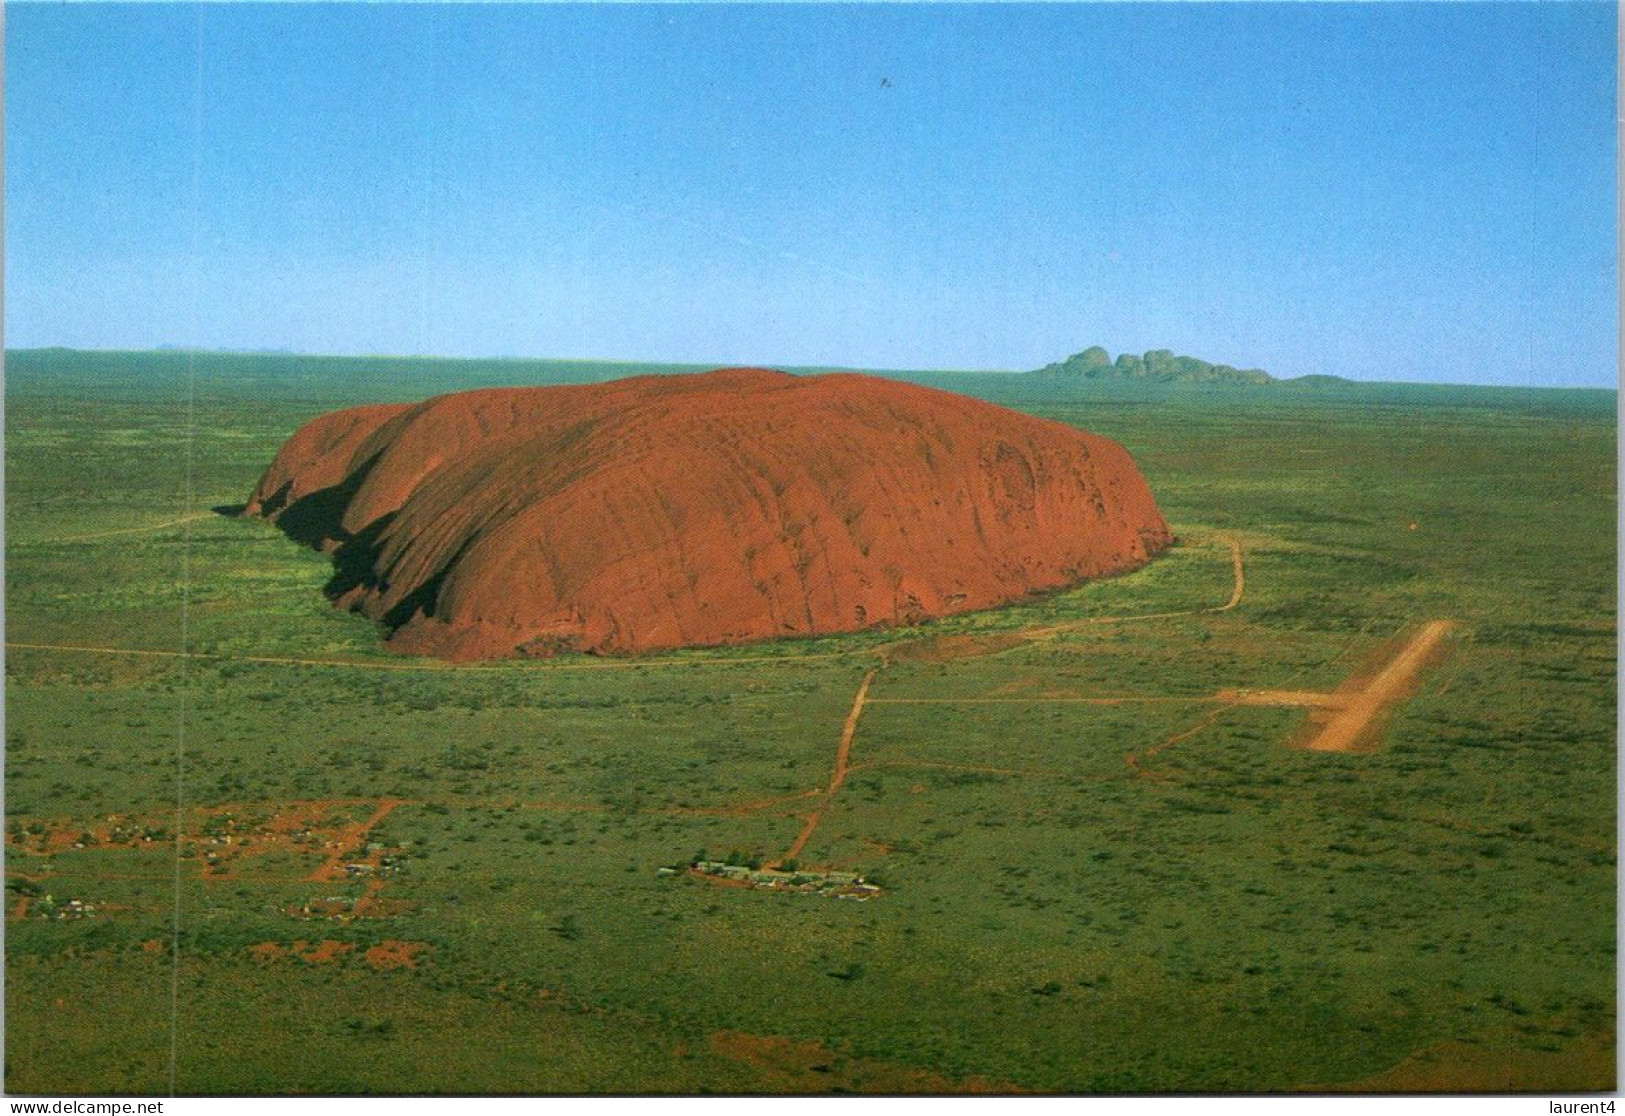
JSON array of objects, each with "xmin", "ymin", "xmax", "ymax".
[
  {"xmin": 27, "ymin": 895, "xmax": 99, "ymax": 920},
  {"xmin": 669, "ymin": 860, "xmax": 883, "ymax": 900}
]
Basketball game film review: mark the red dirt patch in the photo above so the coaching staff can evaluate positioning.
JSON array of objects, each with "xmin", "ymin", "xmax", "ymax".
[
  {"xmin": 362, "ymin": 940, "xmax": 430, "ymax": 971},
  {"xmin": 247, "ymin": 939, "xmax": 423, "ymax": 969},
  {"xmin": 308, "ymin": 798, "xmax": 404, "ymax": 882},
  {"xmin": 10, "ymin": 797, "xmax": 412, "ymax": 923},
  {"xmin": 301, "ymin": 939, "xmax": 355, "ymax": 964},
  {"xmin": 248, "ymin": 369, "xmax": 1170, "ymax": 660},
  {"xmin": 5, "ymin": 797, "xmax": 402, "ymax": 882}
]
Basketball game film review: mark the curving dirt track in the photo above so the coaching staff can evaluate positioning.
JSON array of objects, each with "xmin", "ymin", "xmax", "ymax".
[{"xmin": 1216, "ymin": 534, "xmax": 1245, "ymax": 610}]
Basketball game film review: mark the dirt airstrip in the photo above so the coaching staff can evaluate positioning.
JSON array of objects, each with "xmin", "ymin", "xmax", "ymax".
[{"xmin": 1296, "ymin": 619, "xmax": 1456, "ymax": 753}]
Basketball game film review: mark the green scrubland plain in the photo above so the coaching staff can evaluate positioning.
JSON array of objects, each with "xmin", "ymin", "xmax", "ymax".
[{"xmin": 4, "ymin": 349, "xmax": 1615, "ymax": 1094}]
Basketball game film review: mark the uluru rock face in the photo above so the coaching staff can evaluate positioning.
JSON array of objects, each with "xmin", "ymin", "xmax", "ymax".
[{"xmin": 246, "ymin": 369, "xmax": 1172, "ymax": 660}]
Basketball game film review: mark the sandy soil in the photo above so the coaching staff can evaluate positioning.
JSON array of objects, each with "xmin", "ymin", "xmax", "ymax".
[
  {"xmin": 363, "ymin": 940, "xmax": 430, "ymax": 970},
  {"xmin": 1301, "ymin": 620, "xmax": 1455, "ymax": 753},
  {"xmin": 245, "ymin": 939, "xmax": 429, "ymax": 971}
]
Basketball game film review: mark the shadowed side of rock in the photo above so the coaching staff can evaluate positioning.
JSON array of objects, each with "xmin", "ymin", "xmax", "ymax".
[{"xmin": 246, "ymin": 369, "xmax": 1173, "ymax": 659}]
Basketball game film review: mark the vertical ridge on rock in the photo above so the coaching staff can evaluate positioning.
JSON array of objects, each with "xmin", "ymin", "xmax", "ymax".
[{"xmin": 246, "ymin": 369, "xmax": 1173, "ymax": 659}]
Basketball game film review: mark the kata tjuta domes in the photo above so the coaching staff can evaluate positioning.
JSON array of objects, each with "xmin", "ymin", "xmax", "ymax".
[{"xmin": 245, "ymin": 369, "xmax": 1173, "ymax": 660}]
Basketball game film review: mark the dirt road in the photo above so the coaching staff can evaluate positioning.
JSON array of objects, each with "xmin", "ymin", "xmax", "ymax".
[
  {"xmin": 1217, "ymin": 535, "xmax": 1245, "ymax": 611},
  {"xmin": 776, "ymin": 667, "xmax": 877, "ymax": 866}
]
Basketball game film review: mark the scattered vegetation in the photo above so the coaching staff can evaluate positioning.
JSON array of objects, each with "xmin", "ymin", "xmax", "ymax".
[{"xmin": 4, "ymin": 350, "xmax": 1614, "ymax": 1094}]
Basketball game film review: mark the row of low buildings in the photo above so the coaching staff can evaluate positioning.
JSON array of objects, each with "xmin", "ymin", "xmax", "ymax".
[{"xmin": 670, "ymin": 860, "xmax": 883, "ymax": 900}]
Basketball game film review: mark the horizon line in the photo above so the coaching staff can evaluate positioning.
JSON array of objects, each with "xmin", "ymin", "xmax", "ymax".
[{"xmin": 3, "ymin": 344, "xmax": 1617, "ymax": 392}]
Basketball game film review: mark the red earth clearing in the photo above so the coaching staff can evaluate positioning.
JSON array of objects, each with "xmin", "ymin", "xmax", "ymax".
[{"xmin": 362, "ymin": 940, "xmax": 430, "ymax": 970}]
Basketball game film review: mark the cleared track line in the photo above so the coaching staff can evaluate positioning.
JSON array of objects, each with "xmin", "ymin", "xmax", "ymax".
[{"xmin": 32, "ymin": 512, "xmax": 217, "ymax": 544}]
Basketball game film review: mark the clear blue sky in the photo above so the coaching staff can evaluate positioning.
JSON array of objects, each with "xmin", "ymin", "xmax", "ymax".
[{"xmin": 5, "ymin": 2, "xmax": 1617, "ymax": 386}]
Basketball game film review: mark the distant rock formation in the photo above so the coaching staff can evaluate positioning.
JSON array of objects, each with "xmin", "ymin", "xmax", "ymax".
[
  {"xmin": 1033, "ymin": 346, "xmax": 1272, "ymax": 385},
  {"xmin": 246, "ymin": 368, "xmax": 1173, "ymax": 659}
]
